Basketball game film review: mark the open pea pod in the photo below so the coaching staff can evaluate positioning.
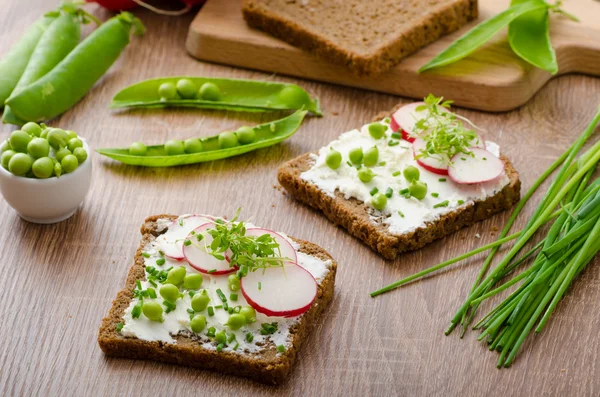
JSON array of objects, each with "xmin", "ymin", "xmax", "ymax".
[
  {"xmin": 96, "ymin": 109, "xmax": 307, "ymax": 167},
  {"xmin": 110, "ymin": 77, "xmax": 322, "ymax": 116}
]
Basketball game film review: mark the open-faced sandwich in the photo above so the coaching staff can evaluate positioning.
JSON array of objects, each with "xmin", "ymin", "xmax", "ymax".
[
  {"xmin": 278, "ymin": 95, "xmax": 521, "ymax": 259},
  {"xmin": 98, "ymin": 213, "xmax": 337, "ymax": 384}
]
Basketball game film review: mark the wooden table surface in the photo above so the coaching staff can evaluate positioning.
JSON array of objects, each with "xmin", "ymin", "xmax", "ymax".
[{"xmin": 1, "ymin": 2, "xmax": 600, "ymax": 396}]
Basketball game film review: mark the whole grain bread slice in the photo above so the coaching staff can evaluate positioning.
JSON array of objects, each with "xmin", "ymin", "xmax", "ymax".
[
  {"xmin": 277, "ymin": 106, "xmax": 521, "ymax": 259},
  {"xmin": 98, "ymin": 214, "xmax": 337, "ymax": 385},
  {"xmin": 242, "ymin": 0, "xmax": 478, "ymax": 76}
]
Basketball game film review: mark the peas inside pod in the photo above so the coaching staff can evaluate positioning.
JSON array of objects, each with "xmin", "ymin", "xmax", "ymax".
[
  {"xmin": 0, "ymin": 122, "xmax": 88, "ymax": 178},
  {"xmin": 97, "ymin": 109, "xmax": 307, "ymax": 167}
]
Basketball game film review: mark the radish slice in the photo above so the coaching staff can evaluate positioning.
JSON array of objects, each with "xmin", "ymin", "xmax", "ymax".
[
  {"xmin": 155, "ymin": 215, "xmax": 214, "ymax": 260},
  {"xmin": 448, "ymin": 148, "xmax": 504, "ymax": 184},
  {"xmin": 245, "ymin": 228, "xmax": 298, "ymax": 265},
  {"xmin": 412, "ymin": 138, "xmax": 449, "ymax": 175},
  {"xmin": 183, "ymin": 223, "xmax": 236, "ymax": 275},
  {"xmin": 241, "ymin": 265, "xmax": 318, "ymax": 318},
  {"xmin": 390, "ymin": 117, "xmax": 399, "ymax": 132}
]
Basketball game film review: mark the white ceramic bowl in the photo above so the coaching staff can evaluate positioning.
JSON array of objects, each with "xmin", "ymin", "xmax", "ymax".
[{"xmin": 0, "ymin": 142, "xmax": 92, "ymax": 224}]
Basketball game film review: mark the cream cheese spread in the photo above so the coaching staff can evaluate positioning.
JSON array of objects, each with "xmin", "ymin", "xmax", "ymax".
[
  {"xmin": 301, "ymin": 119, "xmax": 510, "ymax": 235},
  {"xmin": 121, "ymin": 216, "xmax": 331, "ymax": 354}
]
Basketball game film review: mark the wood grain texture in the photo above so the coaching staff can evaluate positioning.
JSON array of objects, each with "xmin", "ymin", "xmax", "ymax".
[
  {"xmin": 1, "ymin": 1, "xmax": 600, "ymax": 396},
  {"xmin": 186, "ymin": 0, "xmax": 600, "ymax": 112}
]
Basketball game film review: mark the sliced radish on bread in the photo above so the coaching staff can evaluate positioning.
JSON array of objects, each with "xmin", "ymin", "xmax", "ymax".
[
  {"xmin": 392, "ymin": 102, "xmax": 424, "ymax": 143},
  {"xmin": 448, "ymin": 148, "xmax": 504, "ymax": 184},
  {"xmin": 245, "ymin": 228, "xmax": 298, "ymax": 265},
  {"xmin": 412, "ymin": 138, "xmax": 450, "ymax": 175},
  {"xmin": 241, "ymin": 264, "xmax": 318, "ymax": 318},
  {"xmin": 155, "ymin": 215, "xmax": 214, "ymax": 260},
  {"xmin": 183, "ymin": 223, "xmax": 236, "ymax": 275}
]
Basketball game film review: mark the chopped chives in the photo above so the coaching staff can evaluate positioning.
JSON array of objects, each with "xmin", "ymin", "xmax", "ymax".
[
  {"xmin": 431, "ymin": 192, "xmax": 439, "ymax": 198},
  {"xmin": 208, "ymin": 269, "xmax": 217, "ymax": 274},
  {"xmin": 227, "ymin": 333, "xmax": 236, "ymax": 343},
  {"xmin": 457, "ymin": 200, "xmax": 465, "ymax": 205},
  {"xmin": 207, "ymin": 306, "xmax": 215, "ymax": 317},
  {"xmin": 131, "ymin": 303, "xmax": 142, "ymax": 319},
  {"xmin": 378, "ymin": 161, "xmax": 387, "ymax": 166},
  {"xmin": 400, "ymin": 188, "xmax": 409, "ymax": 195},
  {"xmin": 398, "ymin": 210, "xmax": 405, "ymax": 218},
  {"xmin": 186, "ymin": 308, "xmax": 194, "ymax": 315},
  {"xmin": 439, "ymin": 178, "xmax": 447, "ymax": 182},
  {"xmin": 346, "ymin": 161, "xmax": 353, "ymax": 167},
  {"xmin": 156, "ymin": 258, "xmax": 165, "ymax": 266},
  {"xmin": 142, "ymin": 252, "xmax": 150, "ymax": 258},
  {"xmin": 233, "ymin": 342, "xmax": 239, "ymax": 350},
  {"xmin": 246, "ymin": 332, "xmax": 254, "ymax": 343},
  {"xmin": 207, "ymin": 327, "xmax": 216, "ymax": 337},
  {"xmin": 388, "ymin": 140, "xmax": 400, "ymax": 146},
  {"xmin": 148, "ymin": 279, "xmax": 157, "ymax": 288},
  {"xmin": 216, "ymin": 343, "xmax": 224, "ymax": 352},
  {"xmin": 392, "ymin": 171, "xmax": 401, "ymax": 177},
  {"xmin": 230, "ymin": 293, "xmax": 238, "ymax": 301},
  {"xmin": 115, "ymin": 322, "xmax": 124, "ymax": 332},
  {"xmin": 370, "ymin": 187, "xmax": 379, "ymax": 196},
  {"xmin": 214, "ymin": 305, "xmax": 223, "ymax": 309},
  {"xmin": 391, "ymin": 132, "xmax": 401, "ymax": 139},
  {"xmin": 228, "ymin": 307, "xmax": 234, "ymax": 314},
  {"xmin": 188, "ymin": 290, "xmax": 196, "ymax": 298},
  {"xmin": 385, "ymin": 187, "xmax": 393, "ymax": 198},
  {"xmin": 184, "ymin": 239, "xmax": 191, "ymax": 246},
  {"xmin": 277, "ymin": 345, "xmax": 286, "ymax": 353},
  {"xmin": 147, "ymin": 288, "xmax": 157, "ymax": 299},
  {"xmin": 433, "ymin": 200, "xmax": 450, "ymax": 208},
  {"xmin": 216, "ymin": 288, "xmax": 227, "ymax": 302},
  {"xmin": 136, "ymin": 280, "xmax": 142, "ymax": 290},
  {"xmin": 223, "ymin": 302, "xmax": 229, "ymax": 311},
  {"xmin": 258, "ymin": 282, "xmax": 262, "ymax": 291}
]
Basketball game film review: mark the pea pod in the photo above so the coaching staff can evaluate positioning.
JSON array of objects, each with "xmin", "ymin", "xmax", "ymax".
[
  {"xmin": 110, "ymin": 77, "xmax": 322, "ymax": 116},
  {"xmin": 97, "ymin": 109, "xmax": 307, "ymax": 167},
  {"xmin": 419, "ymin": 0, "xmax": 548, "ymax": 72},
  {"xmin": 0, "ymin": 15, "xmax": 56, "ymax": 106},
  {"xmin": 508, "ymin": 1, "xmax": 557, "ymax": 74},
  {"xmin": 3, "ymin": 12, "xmax": 82, "ymax": 125},
  {"xmin": 6, "ymin": 12, "xmax": 144, "ymax": 123}
]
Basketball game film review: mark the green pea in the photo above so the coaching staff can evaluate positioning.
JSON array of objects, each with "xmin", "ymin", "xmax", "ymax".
[
  {"xmin": 358, "ymin": 168, "xmax": 376, "ymax": 183},
  {"xmin": 326, "ymin": 149, "xmax": 342, "ymax": 170},
  {"xmin": 65, "ymin": 130, "xmax": 78, "ymax": 140},
  {"xmin": 158, "ymin": 82, "xmax": 177, "ymax": 100},
  {"xmin": 142, "ymin": 301, "xmax": 163, "ymax": 322},
  {"xmin": 61, "ymin": 154, "xmax": 79, "ymax": 173},
  {"xmin": 184, "ymin": 138, "xmax": 203, "ymax": 154},
  {"xmin": 363, "ymin": 146, "xmax": 379, "ymax": 167},
  {"xmin": 279, "ymin": 85, "xmax": 309, "ymax": 108},
  {"xmin": 129, "ymin": 142, "xmax": 147, "ymax": 156},
  {"xmin": 8, "ymin": 153, "xmax": 33, "ymax": 176},
  {"xmin": 183, "ymin": 273, "xmax": 203, "ymax": 290},
  {"xmin": 40, "ymin": 128, "xmax": 50, "ymax": 139},
  {"xmin": 239, "ymin": 306, "xmax": 256, "ymax": 323},
  {"xmin": 227, "ymin": 313, "xmax": 246, "ymax": 330},
  {"xmin": 190, "ymin": 314, "xmax": 207, "ymax": 333},
  {"xmin": 47, "ymin": 128, "xmax": 68, "ymax": 150},
  {"xmin": 22, "ymin": 122, "xmax": 42, "ymax": 137},
  {"xmin": 215, "ymin": 330, "xmax": 227, "ymax": 344},
  {"xmin": 409, "ymin": 181, "xmax": 428, "ymax": 200},
  {"xmin": 349, "ymin": 147, "xmax": 363, "ymax": 165},
  {"xmin": 228, "ymin": 274, "xmax": 241, "ymax": 292},
  {"xmin": 176, "ymin": 79, "xmax": 197, "ymax": 99},
  {"xmin": 191, "ymin": 291, "xmax": 210, "ymax": 312},
  {"xmin": 372, "ymin": 193, "xmax": 388, "ymax": 210},
  {"xmin": 236, "ymin": 126, "xmax": 256, "ymax": 145},
  {"xmin": 199, "ymin": 82, "xmax": 221, "ymax": 101},
  {"xmin": 27, "ymin": 138, "xmax": 49, "ymax": 159},
  {"xmin": 0, "ymin": 140, "xmax": 10, "ymax": 154},
  {"xmin": 73, "ymin": 147, "xmax": 88, "ymax": 164},
  {"xmin": 56, "ymin": 147, "xmax": 72, "ymax": 162},
  {"xmin": 54, "ymin": 162, "xmax": 63, "ymax": 177},
  {"xmin": 368, "ymin": 123, "xmax": 387, "ymax": 139},
  {"xmin": 9, "ymin": 130, "xmax": 32, "ymax": 152},
  {"xmin": 403, "ymin": 165, "xmax": 420, "ymax": 182},
  {"xmin": 31, "ymin": 157, "xmax": 54, "ymax": 179},
  {"xmin": 165, "ymin": 140, "xmax": 185, "ymax": 156},
  {"xmin": 159, "ymin": 283, "xmax": 180, "ymax": 302},
  {"xmin": 166, "ymin": 266, "xmax": 186, "ymax": 285},
  {"xmin": 218, "ymin": 131, "xmax": 238, "ymax": 149},
  {"xmin": 1, "ymin": 150, "xmax": 16, "ymax": 170},
  {"xmin": 67, "ymin": 138, "xmax": 83, "ymax": 152}
]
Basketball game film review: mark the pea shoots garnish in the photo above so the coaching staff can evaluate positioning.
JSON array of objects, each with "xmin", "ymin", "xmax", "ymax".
[{"xmin": 411, "ymin": 94, "xmax": 481, "ymax": 165}]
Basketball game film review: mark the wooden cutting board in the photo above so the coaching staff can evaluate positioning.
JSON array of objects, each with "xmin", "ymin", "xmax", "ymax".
[{"xmin": 186, "ymin": 0, "xmax": 600, "ymax": 112}]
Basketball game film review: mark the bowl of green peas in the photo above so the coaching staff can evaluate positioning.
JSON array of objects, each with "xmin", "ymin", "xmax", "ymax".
[{"xmin": 0, "ymin": 122, "xmax": 91, "ymax": 224}]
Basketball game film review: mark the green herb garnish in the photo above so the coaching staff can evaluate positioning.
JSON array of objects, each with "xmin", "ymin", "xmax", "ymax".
[
  {"xmin": 433, "ymin": 200, "xmax": 450, "ymax": 208},
  {"xmin": 116, "ymin": 322, "xmax": 124, "ymax": 332},
  {"xmin": 369, "ymin": 187, "xmax": 379, "ymax": 196},
  {"xmin": 260, "ymin": 322, "xmax": 278, "ymax": 335}
]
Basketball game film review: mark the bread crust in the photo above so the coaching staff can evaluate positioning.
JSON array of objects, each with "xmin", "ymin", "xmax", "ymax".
[
  {"xmin": 98, "ymin": 214, "xmax": 337, "ymax": 385},
  {"xmin": 242, "ymin": 0, "xmax": 478, "ymax": 76}
]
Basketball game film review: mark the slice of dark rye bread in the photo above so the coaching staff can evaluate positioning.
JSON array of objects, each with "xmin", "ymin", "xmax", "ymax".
[
  {"xmin": 277, "ymin": 108, "xmax": 521, "ymax": 260},
  {"xmin": 98, "ymin": 214, "xmax": 337, "ymax": 385},
  {"xmin": 242, "ymin": 0, "xmax": 478, "ymax": 76}
]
